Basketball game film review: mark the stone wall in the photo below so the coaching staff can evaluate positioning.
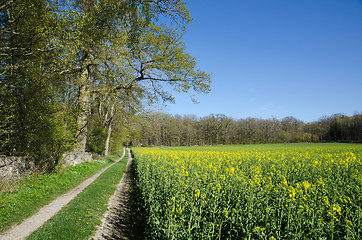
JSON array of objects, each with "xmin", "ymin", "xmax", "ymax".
[
  {"xmin": 0, "ymin": 155, "xmax": 36, "ymax": 180},
  {"xmin": 61, "ymin": 151, "xmax": 93, "ymax": 167},
  {"xmin": 0, "ymin": 151, "xmax": 93, "ymax": 181}
]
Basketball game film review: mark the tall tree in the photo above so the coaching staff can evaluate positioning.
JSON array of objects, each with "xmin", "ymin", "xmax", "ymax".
[
  {"xmin": 56, "ymin": 0, "xmax": 210, "ymax": 155},
  {"xmin": 1, "ymin": 0, "xmax": 211, "ymax": 162}
]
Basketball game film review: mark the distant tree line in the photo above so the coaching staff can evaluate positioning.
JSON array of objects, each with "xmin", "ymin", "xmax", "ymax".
[{"xmin": 129, "ymin": 112, "xmax": 362, "ymax": 146}]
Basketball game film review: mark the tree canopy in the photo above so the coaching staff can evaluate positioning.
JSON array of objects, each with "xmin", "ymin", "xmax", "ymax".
[{"xmin": 0, "ymin": 0, "xmax": 211, "ymax": 161}]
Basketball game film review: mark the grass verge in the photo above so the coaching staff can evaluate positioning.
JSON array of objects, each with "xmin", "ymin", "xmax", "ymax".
[
  {"xmin": 26, "ymin": 151, "xmax": 128, "ymax": 240},
  {"xmin": 0, "ymin": 154, "xmax": 121, "ymax": 233}
]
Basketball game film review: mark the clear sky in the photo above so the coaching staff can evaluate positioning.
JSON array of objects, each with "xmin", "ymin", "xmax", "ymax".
[{"xmin": 164, "ymin": 0, "xmax": 362, "ymax": 123}]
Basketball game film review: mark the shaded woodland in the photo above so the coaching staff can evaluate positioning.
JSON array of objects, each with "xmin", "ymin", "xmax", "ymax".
[{"xmin": 129, "ymin": 112, "xmax": 362, "ymax": 147}]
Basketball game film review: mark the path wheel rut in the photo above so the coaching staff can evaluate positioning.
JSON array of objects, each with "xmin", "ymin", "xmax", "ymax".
[{"xmin": 90, "ymin": 148, "xmax": 133, "ymax": 240}]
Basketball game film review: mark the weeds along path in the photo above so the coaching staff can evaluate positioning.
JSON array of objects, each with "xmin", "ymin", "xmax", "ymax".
[
  {"xmin": 0, "ymin": 148, "xmax": 126, "ymax": 240},
  {"xmin": 90, "ymin": 148, "xmax": 132, "ymax": 240}
]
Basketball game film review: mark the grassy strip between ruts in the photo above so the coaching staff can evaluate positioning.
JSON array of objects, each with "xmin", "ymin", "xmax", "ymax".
[
  {"xmin": 0, "ymin": 153, "xmax": 122, "ymax": 233},
  {"xmin": 26, "ymin": 151, "xmax": 128, "ymax": 240}
]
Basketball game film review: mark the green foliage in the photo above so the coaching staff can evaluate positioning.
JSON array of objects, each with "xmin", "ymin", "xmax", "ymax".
[
  {"xmin": 86, "ymin": 125, "xmax": 107, "ymax": 154},
  {"xmin": 0, "ymin": 157, "xmax": 116, "ymax": 231},
  {"xmin": 0, "ymin": 85, "xmax": 14, "ymax": 149},
  {"xmin": 0, "ymin": 0, "xmax": 77, "ymax": 158},
  {"xmin": 124, "ymin": 23, "xmax": 211, "ymax": 104},
  {"xmin": 109, "ymin": 125, "xmax": 129, "ymax": 154},
  {"xmin": 0, "ymin": 0, "xmax": 210, "ymax": 163}
]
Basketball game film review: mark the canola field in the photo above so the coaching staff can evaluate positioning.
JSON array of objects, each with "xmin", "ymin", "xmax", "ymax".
[{"xmin": 132, "ymin": 143, "xmax": 361, "ymax": 239}]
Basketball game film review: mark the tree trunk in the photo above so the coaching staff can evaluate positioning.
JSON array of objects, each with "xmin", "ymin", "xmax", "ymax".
[
  {"xmin": 75, "ymin": 51, "xmax": 92, "ymax": 152},
  {"xmin": 62, "ymin": 51, "xmax": 93, "ymax": 166},
  {"xmin": 104, "ymin": 103, "xmax": 114, "ymax": 156}
]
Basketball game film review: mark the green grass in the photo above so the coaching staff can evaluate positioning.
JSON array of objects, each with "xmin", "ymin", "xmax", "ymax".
[
  {"xmin": 0, "ymin": 154, "xmax": 121, "ymax": 233},
  {"xmin": 26, "ymin": 151, "xmax": 128, "ymax": 240}
]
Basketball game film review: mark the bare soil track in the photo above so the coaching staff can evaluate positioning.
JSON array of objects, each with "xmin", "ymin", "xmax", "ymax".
[{"xmin": 0, "ymin": 148, "xmax": 127, "ymax": 240}]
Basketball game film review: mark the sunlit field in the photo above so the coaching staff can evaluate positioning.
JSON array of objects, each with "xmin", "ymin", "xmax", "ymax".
[{"xmin": 133, "ymin": 143, "xmax": 361, "ymax": 239}]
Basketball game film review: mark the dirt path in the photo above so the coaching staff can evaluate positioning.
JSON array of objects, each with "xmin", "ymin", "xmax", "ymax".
[
  {"xmin": 90, "ymin": 148, "xmax": 132, "ymax": 240},
  {"xmin": 0, "ymin": 148, "xmax": 126, "ymax": 240}
]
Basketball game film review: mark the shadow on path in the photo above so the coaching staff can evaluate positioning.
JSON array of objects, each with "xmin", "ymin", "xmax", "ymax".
[
  {"xmin": 90, "ymin": 149, "xmax": 147, "ymax": 240},
  {"xmin": 123, "ymin": 151, "xmax": 147, "ymax": 240}
]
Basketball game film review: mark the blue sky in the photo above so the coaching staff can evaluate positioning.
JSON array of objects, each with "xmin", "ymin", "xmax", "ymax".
[{"xmin": 164, "ymin": 0, "xmax": 362, "ymax": 123}]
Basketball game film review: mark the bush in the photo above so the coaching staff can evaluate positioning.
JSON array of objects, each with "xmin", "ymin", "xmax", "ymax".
[{"xmin": 86, "ymin": 126, "xmax": 107, "ymax": 154}]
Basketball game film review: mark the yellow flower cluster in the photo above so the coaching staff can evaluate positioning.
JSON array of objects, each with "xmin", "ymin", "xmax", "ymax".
[{"xmin": 134, "ymin": 144, "xmax": 362, "ymax": 239}]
